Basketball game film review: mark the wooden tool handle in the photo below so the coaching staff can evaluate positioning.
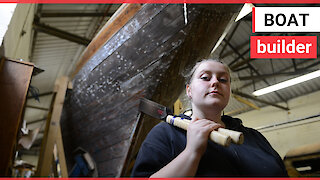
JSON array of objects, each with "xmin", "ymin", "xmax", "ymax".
[
  {"xmin": 166, "ymin": 115, "xmax": 231, "ymax": 147},
  {"xmin": 173, "ymin": 116, "xmax": 244, "ymax": 145},
  {"xmin": 217, "ymin": 128, "xmax": 244, "ymax": 144}
]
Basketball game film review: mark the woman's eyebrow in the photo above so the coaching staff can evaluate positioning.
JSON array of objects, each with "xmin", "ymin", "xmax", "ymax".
[
  {"xmin": 199, "ymin": 70, "xmax": 211, "ymax": 74},
  {"xmin": 199, "ymin": 70, "xmax": 228, "ymax": 75}
]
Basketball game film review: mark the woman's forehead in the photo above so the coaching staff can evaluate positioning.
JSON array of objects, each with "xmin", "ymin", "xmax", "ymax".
[{"xmin": 195, "ymin": 61, "xmax": 229, "ymax": 74}]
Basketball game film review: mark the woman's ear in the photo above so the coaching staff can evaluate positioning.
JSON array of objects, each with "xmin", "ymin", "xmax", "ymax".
[{"xmin": 186, "ymin": 84, "xmax": 192, "ymax": 99}]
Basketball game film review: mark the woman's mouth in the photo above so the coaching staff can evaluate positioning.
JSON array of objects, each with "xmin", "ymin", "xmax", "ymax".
[{"xmin": 207, "ymin": 91, "xmax": 222, "ymax": 96}]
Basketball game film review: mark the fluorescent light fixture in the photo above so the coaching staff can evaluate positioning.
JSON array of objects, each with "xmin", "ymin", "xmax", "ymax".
[
  {"xmin": 252, "ymin": 69, "xmax": 320, "ymax": 96},
  {"xmin": 296, "ymin": 166, "xmax": 312, "ymax": 172}
]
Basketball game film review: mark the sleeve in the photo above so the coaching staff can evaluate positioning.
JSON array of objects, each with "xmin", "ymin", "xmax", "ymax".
[{"xmin": 131, "ymin": 123, "xmax": 175, "ymax": 177}]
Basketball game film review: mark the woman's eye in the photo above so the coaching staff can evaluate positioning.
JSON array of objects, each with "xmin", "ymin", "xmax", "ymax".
[
  {"xmin": 219, "ymin": 78, "xmax": 228, "ymax": 83},
  {"xmin": 200, "ymin": 76, "xmax": 210, "ymax": 81}
]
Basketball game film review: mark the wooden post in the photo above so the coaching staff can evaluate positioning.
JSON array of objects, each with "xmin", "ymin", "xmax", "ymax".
[
  {"xmin": 174, "ymin": 99, "xmax": 183, "ymax": 115},
  {"xmin": 35, "ymin": 76, "xmax": 69, "ymax": 177},
  {"xmin": 56, "ymin": 125, "xmax": 68, "ymax": 177}
]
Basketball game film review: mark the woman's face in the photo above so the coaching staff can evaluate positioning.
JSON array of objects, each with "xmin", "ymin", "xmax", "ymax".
[{"xmin": 187, "ymin": 61, "xmax": 231, "ymax": 112}]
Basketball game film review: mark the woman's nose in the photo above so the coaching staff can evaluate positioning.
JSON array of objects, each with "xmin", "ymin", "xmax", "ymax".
[{"xmin": 210, "ymin": 76, "xmax": 219, "ymax": 87}]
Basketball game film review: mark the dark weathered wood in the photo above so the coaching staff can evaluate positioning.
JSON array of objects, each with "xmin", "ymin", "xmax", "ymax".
[
  {"xmin": 0, "ymin": 59, "xmax": 34, "ymax": 176},
  {"xmin": 71, "ymin": 4, "xmax": 142, "ymax": 79},
  {"xmin": 61, "ymin": 4, "xmax": 241, "ymax": 177}
]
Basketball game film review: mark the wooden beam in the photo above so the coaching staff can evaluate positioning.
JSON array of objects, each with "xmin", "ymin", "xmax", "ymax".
[
  {"xmin": 36, "ymin": 76, "xmax": 69, "ymax": 177},
  {"xmin": 56, "ymin": 125, "xmax": 68, "ymax": 177},
  {"xmin": 71, "ymin": 4, "xmax": 142, "ymax": 79},
  {"xmin": 27, "ymin": 91, "xmax": 53, "ymax": 99},
  {"xmin": 26, "ymin": 105, "xmax": 49, "ymax": 111},
  {"xmin": 233, "ymin": 94, "xmax": 260, "ymax": 110},
  {"xmin": 33, "ymin": 23, "xmax": 90, "ymax": 46},
  {"xmin": 27, "ymin": 117, "xmax": 47, "ymax": 125},
  {"xmin": 174, "ymin": 99, "xmax": 183, "ymax": 115},
  {"xmin": 233, "ymin": 91, "xmax": 289, "ymax": 111}
]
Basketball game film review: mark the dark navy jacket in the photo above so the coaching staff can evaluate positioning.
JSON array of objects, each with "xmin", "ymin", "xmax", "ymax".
[{"xmin": 131, "ymin": 115, "xmax": 288, "ymax": 177}]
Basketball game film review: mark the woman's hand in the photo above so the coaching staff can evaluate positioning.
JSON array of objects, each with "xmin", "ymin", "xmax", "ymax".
[
  {"xmin": 185, "ymin": 118, "xmax": 223, "ymax": 157},
  {"xmin": 150, "ymin": 118, "xmax": 223, "ymax": 178}
]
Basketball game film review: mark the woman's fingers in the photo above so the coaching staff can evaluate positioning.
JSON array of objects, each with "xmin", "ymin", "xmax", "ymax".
[
  {"xmin": 191, "ymin": 118, "xmax": 223, "ymax": 131},
  {"xmin": 185, "ymin": 118, "xmax": 223, "ymax": 156}
]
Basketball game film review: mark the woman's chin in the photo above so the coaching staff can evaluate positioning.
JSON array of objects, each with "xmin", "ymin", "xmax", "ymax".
[{"xmin": 202, "ymin": 100, "xmax": 226, "ymax": 110}]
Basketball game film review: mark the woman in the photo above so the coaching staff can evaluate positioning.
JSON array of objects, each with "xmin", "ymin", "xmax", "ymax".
[{"xmin": 131, "ymin": 59, "xmax": 288, "ymax": 177}]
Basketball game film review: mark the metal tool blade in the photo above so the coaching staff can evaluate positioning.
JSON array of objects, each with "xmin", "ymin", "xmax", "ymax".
[{"xmin": 139, "ymin": 98, "xmax": 173, "ymax": 120}]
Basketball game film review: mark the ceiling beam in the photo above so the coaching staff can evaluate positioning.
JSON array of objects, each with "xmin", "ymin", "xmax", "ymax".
[
  {"xmin": 233, "ymin": 94, "xmax": 260, "ymax": 110},
  {"xmin": 239, "ymin": 59, "xmax": 320, "ymax": 89},
  {"xmin": 27, "ymin": 91, "xmax": 53, "ymax": 99},
  {"xmin": 239, "ymin": 69, "xmax": 315, "ymax": 81},
  {"xmin": 220, "ymin": 40, "xmax": 249, "ymax": 59},
  {"xmin": 40, "ymin": 12, "xmax": 113, "ymax": 18},
  {"xmin": 234, "ymin": 65, "xmax": 250, "ymax": 72},
  {"xmin": 223, "ymin": 39, "xmax": 243, "ymax": 60},
  {"xmin": 233, "ymin": 91, "xmax": 289, "ymax": 111},
  {"xmin": 26, "ymin": 105, "xmax": 49, "ymax": 111},
  {"xmin": 19, "ymin": 149, "xmax": 40, "ymax": 156},
  {"xmin": 27, "ymin": 117, "xmax": 47, "ymax": 125},
  {"xmin": 241, "ymin": 15, "xmax": 252, "ymax": 21},
  {"xmin": 219, "ymin": 22, "xmax": 241, "ymax": 58},
  {"xmin": 292, "ymin": 59, "xmax": 297, "ymax": 71},
  {"xmin": 33, "ymin": 22, "xmax": 90, "ymax": 46},
  {"xmin": 229, "ymin": 48, "xmax": 250, "ymax": 69}
]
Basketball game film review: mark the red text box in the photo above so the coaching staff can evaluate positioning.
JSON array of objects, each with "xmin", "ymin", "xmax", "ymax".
[{"xmin": 251, "ymin": 36, "xmax": 317, "ymax": 59}]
